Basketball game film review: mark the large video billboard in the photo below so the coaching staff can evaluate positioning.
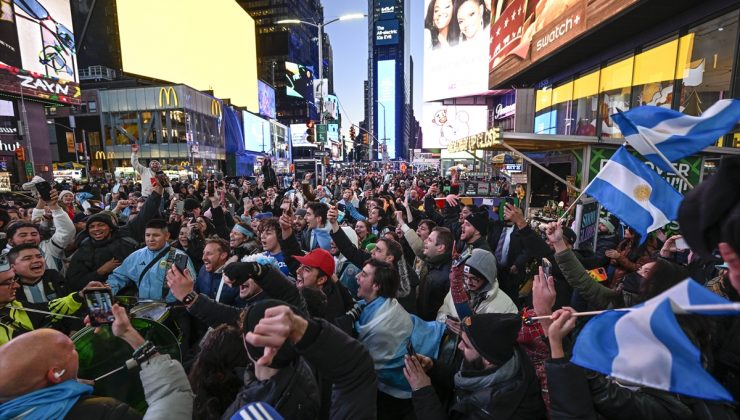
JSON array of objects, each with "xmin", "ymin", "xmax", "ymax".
[
  {"xmin": 116, "ymin": 0, "xmax": 258, "ymax": 110},
  {"xmin": 243, "ymin": 111, "xmax": 270, "ymax": 152},
  {"xmin": 257, "ymin": 80, "xmax": 276, "ymax": 119},
  {"xmin": 422, "ymin": 103, "xmax": 488, "ymax": 149},
  {"xmin": 423, "ymin": 0, "xmax": 490, "ymax": 101},
  {"xmin": 289, "ymin": 123, "xmax": 317, "ymax": 148},
  {"xmin": 377, "ymin": 59, "xmax": 396, "ymax": 159},
  {"xmin": 489, "ymin": 0, "xmax": 640, "ymax": 85},
  {"xmin": 285, "ymin": 62, "xmax": 315, "ymax": 102},
  {"xmin": 0, "ymin": 0, "xmax": 80, "ymax": 104}
]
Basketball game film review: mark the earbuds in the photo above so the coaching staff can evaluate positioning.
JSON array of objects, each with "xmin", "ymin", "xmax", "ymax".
[{"xmin": 53, "ymin": 369, "xmax": 66, "ymax": 379}]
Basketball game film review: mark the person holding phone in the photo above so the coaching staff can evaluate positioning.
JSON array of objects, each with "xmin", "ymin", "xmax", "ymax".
[{"xmin": 130, "ymin": 144, "xmax": 174, "ymax": 198}]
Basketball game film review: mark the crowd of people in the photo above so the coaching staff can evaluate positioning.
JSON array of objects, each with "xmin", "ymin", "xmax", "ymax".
[{"xmin": 0, "ymin": 147, "xmax": 737, "ymax": 419}]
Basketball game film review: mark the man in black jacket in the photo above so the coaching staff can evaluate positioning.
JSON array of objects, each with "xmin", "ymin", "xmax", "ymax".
[
  {"xmin": 403, "ymin": 312, "xmax": 545, "ymax": 420},
  {"xmin": 487, "ymin": 213, "xmax": 530, "ymax": 305},
  {"xmin": 416, "ymin": 227, "xmax": 453, "ymax": 321}
]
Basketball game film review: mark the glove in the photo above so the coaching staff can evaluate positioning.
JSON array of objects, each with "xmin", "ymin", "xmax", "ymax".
[
  {"xmin": 345, "ymin": 301, "xmax": 366, "ymax": 322},
  {"xmin": 223, "ymin": 262, "xmax": 263, "ymax": 287}
]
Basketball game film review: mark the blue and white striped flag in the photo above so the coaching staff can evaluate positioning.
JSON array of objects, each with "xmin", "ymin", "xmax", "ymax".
[
  {"xmin": 612, "ymin": 99, "xmax": 740, "ymax": 173},
  {"xmin": 571, "ymin": 279, "xmax": 739, "ymax": 402},
  {"xmin": 584, "ymin": 146, "xmax": 682, "ymax": 241}
]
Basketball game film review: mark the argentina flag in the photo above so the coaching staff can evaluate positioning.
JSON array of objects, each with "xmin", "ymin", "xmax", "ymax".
[
  {"xmin": 612, "ymin": 99, "xmax": 740, "ymax": 173},
  {"xmin": 571, "ymin": 279, "xmax": 739, "ymax": 402},
  {"xmin": 585, "ymin": 146, "xmax": 682, "ymax": 240}
]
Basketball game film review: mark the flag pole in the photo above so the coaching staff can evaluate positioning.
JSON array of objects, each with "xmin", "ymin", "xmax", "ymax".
[
  {"xmin": 615, "ymin": 109, "xmax": 694, "ymax": 189},
  {"xmin": 526, "ymin": 302, "xmax": 740, "ymax": 321}
]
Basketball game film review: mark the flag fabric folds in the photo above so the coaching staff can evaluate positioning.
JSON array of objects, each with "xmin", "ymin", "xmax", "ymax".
[
  {"xmin": 571, "ymin": 279, "xmax": 738, "ymax": 402},
  {"xmin": 612, "ymin": 99, "xmax": 740, "ymax": 173},
  {"xmin": 584, "ymin": 146, "xmax": 682, "ymax": 240}
]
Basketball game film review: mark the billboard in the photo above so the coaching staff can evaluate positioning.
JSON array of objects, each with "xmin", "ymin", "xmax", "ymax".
[
  {"xmin": 257, "ymin": 80, "xmax": 276, "ymax": 119},
  {"xmin": 375, "ymin": 19, "xmax": 399, "ymax": 46},
  {"xmin": 377, "ymin": 59, "xmax": 396, "ymax": 159},
  {"xmin": 286, "ymin": 61, "xmax": 315, "ymax": 101},
  {"xmin": 324, "ymin": 94, "xmax": 339, "ymax": 121},
  {"xmin": 289, "ymin": 123, "xmax": 317, "ymax": 148},
  {"xmin": 423, "ymin": 0, "xmax": 490, "ymax": 101},
  {"xmin": 243, "ymin": 111, "xmax": 270, "ymax": 152},
  {"xmin": 327, "ymin": 123, "xmax": 339, "ymax": 144},
  {"xmin": 116, "ymin": 0, "xmax": 258, "ymax": 110},
  {"xmin": 422, "ymin": 103, "xmax": 488, "ymax": 149},
  {"xmin": 489, "ymin": 0, "xmax": 640, "ymax": 85},
  {"xmin": 0, "ymin": 0, "xmax": 80, "ymax": 104},
  {"xmin": 377, "ymin": 0, "xmax": 396, "ymax": 19}
]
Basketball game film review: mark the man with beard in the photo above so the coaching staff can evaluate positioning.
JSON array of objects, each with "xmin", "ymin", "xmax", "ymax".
[
  {"xmin": 294, "ymin": 248, "xmax": 353, "ymax": 321},
  {"xmin": 403, "ymin": 313, "xmax": 545, "ymax": 419},
  {"xmin": 293, "ymin": 209, "xmax": 309, "ymax": 249},
  {"xmin": 66, "ymin": 212, "xmax": 138, "ymax": 291},
  {"xmin": 131, "ymin": 144, "xmax": 174, "ymax": 198}
]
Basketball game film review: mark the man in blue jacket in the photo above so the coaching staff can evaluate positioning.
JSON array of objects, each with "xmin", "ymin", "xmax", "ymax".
[{"xmin": 195, "ymin": 237, "xmax": 242, "ymax": 306}]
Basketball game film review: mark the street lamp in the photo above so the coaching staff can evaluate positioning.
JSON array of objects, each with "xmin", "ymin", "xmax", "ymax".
[{"xmin": 277, "ymin": 13, "xmax": 365, "ymax": 177}]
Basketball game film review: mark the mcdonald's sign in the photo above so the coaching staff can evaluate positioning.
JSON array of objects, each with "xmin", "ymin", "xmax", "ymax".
[
  {"xmin": 158, "ymin": 87, "xmax": 179, "ymax": 108},
  {"xmin": 95, "ymin": 151, "xmax": 114, "ymax": 160},
  {"xmin": 211, "ymin": 99, "xmax": 222, "ymax": 117}
]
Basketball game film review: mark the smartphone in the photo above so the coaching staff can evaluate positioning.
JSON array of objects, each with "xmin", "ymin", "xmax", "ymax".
[
  {"xmin": 675, "ymin": 237, "xmax": 689, "ymax": 250},
  {"xmin": 541, "ymin": 257, "xmax": 553, "ymax": 279},
  {"xmin": 498, "ymin": 197, "xmax": 520, "ymax": 220},
  {"xmin": 406, "ymin": 340, "xmax": 416, "ymax": 357},
  {"xmin": 174, "ymin": 253, "xmax": 189, "ymax": 273},
  {"xmin": 337, "ymin": 203, "xmax": 346, "ymax": 212},
  {"xmin": 175, "ymin": 200, "xmax": 185, "ymax": 215},
  {"xmin": 207, "ymin": 180, "xmax": 215, "ymax": 197},
  {"xmin": 83, "ymin": 288, "xmax": 115, "ymax": 326},
  {"xmin": 150, "ymin": 177, "xmax": 158, "ymax": 188},
  {"xmin": 112, "ymin": 183, "xmax": 121, "ymax": 194},
  {"xmin": 35, "ymin": 181, "xmax": 53, "ymax": 201}
]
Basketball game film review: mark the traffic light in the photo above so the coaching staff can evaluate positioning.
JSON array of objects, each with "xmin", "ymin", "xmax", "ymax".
[
  {"xmin": 305, "ymin": 120, "xmax": 315, "ymax": 143},
  {"xmin": 349, "ymin": 126, "xmax": 356, "ymax": 141},
  {"xmin": 362, "ymin": 133, "xmax": 369, "ymax": 145},
  {"xmin": 15, "ymin": 147, "xmax": 25, "ymax": 161}
]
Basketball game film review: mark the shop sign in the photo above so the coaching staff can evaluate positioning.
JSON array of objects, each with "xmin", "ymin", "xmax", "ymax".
[
  {"xmin": 0, "ymin": 139, "xmax": 20, "ymax": 152},
  {"xmin": 589, "ymin": 147, "xmax": 701, "ymax": 195},
  {"xmin": 495, "ymin": 103, "xmax": 516, "ymax": 120},
  {"xmin": 511, "ymin": 173, "xmax": 527, "ymax": 185},
  {"xmin": 448, "ymin": 127, "xmax": 501, "ymax": 153},
  {"xmin": 158, "ymin": 87, "xmax": 179, "ymax": 108},
  {"xmin": 504, "ymin": 164, "xmax": 522, "ymax": 172}
]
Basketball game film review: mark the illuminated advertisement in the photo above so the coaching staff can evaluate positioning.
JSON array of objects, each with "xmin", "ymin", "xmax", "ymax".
[
  {"xmin": 327, "ymin": 123, "xmax": 339, "ymax": 144},
  {"xmin": 0, "ymin": 63, "xmax": 80, "ymax": 104},
  {"xmin": 423, "ymin": 0, "xmax": 490, "ymax": 101},
  {"xmin": 377, "ymin": 0, "xmax": 396, "ymax": 19},
  {"xmin": 257, "ymin": 80, "xmax": 276, "ymax": 119},
  {"xmin": 324, "ymin": 94, "xmax": 339, "ymax": 121},
  {"xmin": 422, "ymin": 103, "xmax": 488, "ymax": 149},
  {"xmin": 377, "ymin": 59, "xmax": 396, "ymax": 159},
  {"xmin": 375, "ymin": 19, "xmax": 399, "ymax": 46},
  {"xmin": 116, "ymin": 0, "xmax": 258, "ymax": 110},
  {"xmin": 289, "ymin": 123, "xmax": 317, "ymax": 148},
  {"xmin": 489, "ymin": 0, "xmax": 640, "ymax": 85},
  {"xmin": 285, "ymin": 61, "xmax": 315, "ymax": 101},
  {"xmin": 243, "ymin": 111, "xmax": 270, "ymax": 152}
]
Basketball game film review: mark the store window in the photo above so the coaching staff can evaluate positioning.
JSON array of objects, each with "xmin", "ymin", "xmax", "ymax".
[
  {"xmin": 571, "ymin": 70, "xmax": 600, "ymax": 136},
  {"xmin": 632, "ymin": 37, "xmax": 679, "ymax": 108},
  {"xmin": 534, "ymin": 88, "xmax": 554, "ymax": 134},
  {"xmin": 679, "ymin": 10, "xmax": 739, "ymax": 116},
  {"xmin": 552, "ymin": 81, "xmax": 574, "ymax": 135},
  {"xmin": 599, "ymin": 56, "xmax": 634, "ymax": 138}
]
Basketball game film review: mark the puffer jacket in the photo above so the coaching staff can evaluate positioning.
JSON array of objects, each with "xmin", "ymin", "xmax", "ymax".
[
  {"xmin": 66, "ymin": 232, "xmax": 139, "ymax": 291},
  {"xmin": 436, "ymin": 282, "xmax": 518, "ymax": 321},
  {"xmin": 221, "ymin": 359, "xmax": 320, "ymax": 420}
]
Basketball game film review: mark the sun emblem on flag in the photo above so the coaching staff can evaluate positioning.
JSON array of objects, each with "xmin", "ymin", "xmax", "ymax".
[{"xmin": 633, "ymin": 184, "xmax": 651, "ymax": 202}]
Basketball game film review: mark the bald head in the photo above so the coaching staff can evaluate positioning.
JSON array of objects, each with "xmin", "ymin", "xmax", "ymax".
[{"xmin": 0, "ymin": 329, "xmax": 78, "ymax": 401}]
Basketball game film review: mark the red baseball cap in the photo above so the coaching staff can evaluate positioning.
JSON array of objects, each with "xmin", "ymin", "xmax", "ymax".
[{"xmin": 294, "ymin": 248, "xmax": 335, "ymax": 278}]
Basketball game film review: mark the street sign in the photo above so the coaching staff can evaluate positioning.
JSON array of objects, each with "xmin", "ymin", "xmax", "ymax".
[
  {"xmin": 314, "ymin": 150, "xmax": 327, "ymax": 157},
  {"xmin": 316, "ymin": 124, "xmax": 328, "ymax": 144}
]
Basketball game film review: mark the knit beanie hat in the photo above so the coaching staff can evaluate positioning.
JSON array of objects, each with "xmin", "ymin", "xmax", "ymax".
[
  {"xmin": 184, "ymin": 198, "xmax": 201, "ymax": 212},
  {"xmin": 86, "ymin": 211, "xmax": 118, "ymax": 231},
  {"xmin": 461, "ymin": 312, "xmax": 521, "ymax": 365},
  {"xmin": 243, "ymin": 299, "xmax": 298, "ymax": 369},
  {"xmin": 465, "ymin": 210, "xmax": 489, "ymax": 236},
  {"xmin": 464, "ymin": 248, "xmax": 497, "ymax": 285}
]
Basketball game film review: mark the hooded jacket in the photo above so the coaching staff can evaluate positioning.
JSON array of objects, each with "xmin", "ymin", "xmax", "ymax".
[{"xmin": 66, "ymin": 232, "xmax": 139, "ymax": 291}]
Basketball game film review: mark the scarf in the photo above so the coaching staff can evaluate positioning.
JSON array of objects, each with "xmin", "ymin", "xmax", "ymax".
[
  {"xmin": 454, "ymin": 350, "xmax": 520, "ymax": 392},
  {"xmin": 419, "ymin": 253, "xmax": 452, "ymax": 283},
  {"xmin": 0, "ymin": 380, "xmax": 93, "ymax": 420}
]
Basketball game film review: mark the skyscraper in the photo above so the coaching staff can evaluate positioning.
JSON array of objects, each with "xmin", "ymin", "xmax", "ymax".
[
  {"xmin": 368, "ymin": 0, "xmax": 411, "ymax": 161},
  {"xmin": 238, "ymin": 0, "xmax": 334, "ymax": 126}
]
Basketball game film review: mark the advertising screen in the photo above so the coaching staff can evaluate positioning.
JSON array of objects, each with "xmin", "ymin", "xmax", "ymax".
[
  {"xmin": 327, "ymin": 123, "xmax": 339, "ymax": 144},
  {"xmin": 116, "ymin": 0, "xmax": 258, "ymax": 110},
  {"xmin": 377, "ymin": 59, "xmax": 396, "ymax": 159},
  {"xmin": 375, "ymin": 19, "xmax": 399, "ymax": 46},
  {"xmin": 377, "ymin": 0, "xmax": 396, "ymax": 18},
  {"xmin": 422, "ymin": 0, "xmax": 490, "ymax": 101},
  {"xmin": 0, "ymin": 0, "xmax": 80, "ymax": 104},
  {"xmin": 243, "ymin": 111, "xmax": 270, "ymax": 152},
  {"xmin": 286, "ymin": 62, "xmax": 315, "ymax": 102},
  {"xmin": 257, "ymin": 80, "xmax": 276, "ymax": 119},
  {"xmin": 422, "ymin": 103, "xmax": 488, "ymax": 149},
  {"xmin": 289, "ymin": 123, "xmax": 317, "ymax": 148},
  {"xmin": 489, "ymin": 0, "xmax": 640, "ymax": 85},
  {"xmin": 324, "ymin": 95, "xmax": 339, "ymax": 121}
]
